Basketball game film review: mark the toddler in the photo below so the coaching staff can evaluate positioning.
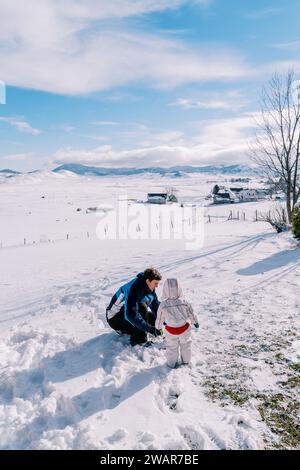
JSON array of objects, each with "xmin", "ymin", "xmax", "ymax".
[{"xmin": 155, "ymin": 278, "xmax": 199, "ymax": 368}]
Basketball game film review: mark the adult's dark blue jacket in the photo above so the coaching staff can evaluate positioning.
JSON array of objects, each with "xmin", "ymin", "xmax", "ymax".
[{"xmin": 106, "ymin": 272, "xmax": 160, "ymax": 333}]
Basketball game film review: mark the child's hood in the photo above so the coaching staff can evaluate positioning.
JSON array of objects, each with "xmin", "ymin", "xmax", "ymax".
[{"xmin": 161, "ymin": 278, "xmax": 183, "ymax": 300}]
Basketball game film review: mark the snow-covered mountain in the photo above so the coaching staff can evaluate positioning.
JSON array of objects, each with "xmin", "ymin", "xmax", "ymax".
[
  {"xmin": 52, "ymin": 163, "xmax": 257, "ymax": 177},
  {"xmin": 0, "ymin": 168, "xmax": 20, "ymax": 173},
  {"xmin": 0, "ymin": 168, "xmax": 21, "ymax": 177},
  {"xmin": 0, "ymin": 164, "xmax": 260, "ymax": 181}
]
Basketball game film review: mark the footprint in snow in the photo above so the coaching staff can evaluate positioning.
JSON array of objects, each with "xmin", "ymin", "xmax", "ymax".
[
  {"xmin": 137, "ymin": 431, "xmax": 155, "ymax": 445},
  {"xmin": 178, "ymin": 425, "xmax": 209, "ymax": 450},
  {"xmin": 168, "ymin": 391, "xmax": 180, "ymax": 411},
  {"xmin": 165, "ymin": 380, "xmax": 184, "ymax": 412},
  {"xmin": 106, "ymin": 428, "xmax": 128, "ymax": 445}
]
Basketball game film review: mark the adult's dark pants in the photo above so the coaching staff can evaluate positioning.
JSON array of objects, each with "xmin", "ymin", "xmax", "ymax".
[{"xmin": 106, "ymin": 305, "xmax": 155, "ymax": 345}]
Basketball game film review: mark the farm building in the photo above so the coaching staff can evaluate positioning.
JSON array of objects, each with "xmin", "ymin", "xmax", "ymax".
[
  {"xmin": 210, "ymin": 185, "xmax": 269, "ymax": 204},
  {"xmin": 213, "ymin": 189, "xmax": 236, "ymax": 204},
  {"xmin": 147, "ymin": 188, "xmax": 178, "ymax": 204},
  {"xmin": 147, "ymin": 193, "xmax": 168, "ymax": 204},
  {"xmin": 234, "ymin": 188, "xmax": 268, "ymax": 202}
]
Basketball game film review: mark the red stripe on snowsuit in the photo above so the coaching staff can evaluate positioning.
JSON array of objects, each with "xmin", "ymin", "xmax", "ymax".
[{"xmin": 165, "ymin": 323, "xmax": 190, "ymax": 335}]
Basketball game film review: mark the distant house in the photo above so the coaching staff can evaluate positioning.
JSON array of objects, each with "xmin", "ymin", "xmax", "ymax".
[
  {"xmin": 213, "ymin": 189, "xmax": 236, "ymax": 204},
  {"xmin": 210, "ymin": 185, "xmax": 268, "ymax": 204},
  {"xmin": 230, "ymin": 177, "xmax": 251, "ymax": 183},
  {"xmin": 230, "ymin": 187, "xmax": 268, "ymax": 202},
  {"xmin": 239, "ymin": 190, "xmax": 257, "ymax": 201},
  {"xmin": 229, "ymin": 187, "xmax": 244, "ymax": 194},
  {"xmin": 147, "ymin": 190, "xmax": 179, "ymax": 204},
  {"xmin": 255, "ymin": 189, "xmax": 269, "ymax": 199},
  {"xmin": 147, "ymin": 193, "xmax": 168, "ymax": 204}
]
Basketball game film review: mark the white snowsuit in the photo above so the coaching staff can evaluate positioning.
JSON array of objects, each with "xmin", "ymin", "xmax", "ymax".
[{"xmin": 155, "ymin": 279, "xmax": 198, "ymax": 368}]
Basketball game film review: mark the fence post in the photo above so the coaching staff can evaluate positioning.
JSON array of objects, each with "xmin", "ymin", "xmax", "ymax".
[
  {"xmin": 24, "ymin": 238, "xmax": 26, "ymax": 245},
  {"xmin": 255, "ymin": 210, "xmax": 258, "ymax": 222},
  {"xmin": 67, "ymin": 234, "xmax": 69, "ymax": 240}
]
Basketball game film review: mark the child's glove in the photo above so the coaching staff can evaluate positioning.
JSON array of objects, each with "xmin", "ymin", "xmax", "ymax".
[
  {"xmin": 151, "ymin": 328, "xmax": 164, "ymax": 337},
  {"xmin": 194, "ymin": 323, "xmax": 199, "ymax": 329}
]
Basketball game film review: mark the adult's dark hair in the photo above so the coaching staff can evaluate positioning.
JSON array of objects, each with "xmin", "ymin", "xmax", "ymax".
[{"xmin": 144, "ymin": 267, "xmax": 162, "ymax": 282}]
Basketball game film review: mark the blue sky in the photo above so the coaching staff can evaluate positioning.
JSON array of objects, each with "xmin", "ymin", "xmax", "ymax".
[{"xmin": 0, "ymin": 0, "xmax": 299, "ymax": 171}]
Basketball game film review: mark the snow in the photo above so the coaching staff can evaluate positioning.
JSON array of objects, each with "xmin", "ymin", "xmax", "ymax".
[{"xmin": 0, "ymin": 172, "xmax": 299, "ymax": 450}]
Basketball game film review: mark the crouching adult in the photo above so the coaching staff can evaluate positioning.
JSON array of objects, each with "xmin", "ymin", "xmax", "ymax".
[{"xmin": 106, "ymin": 268, "xmax": 163, "ymax": 346}]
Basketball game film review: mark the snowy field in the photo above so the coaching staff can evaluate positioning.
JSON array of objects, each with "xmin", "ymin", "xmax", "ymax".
[{"xmin": 0, "ymin": 172, "xmax": 299, "ymax": 450}]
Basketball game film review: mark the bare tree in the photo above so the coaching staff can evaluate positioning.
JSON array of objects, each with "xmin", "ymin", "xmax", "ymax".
[{"xmin": 249, "ymin": 71, "xmax": 300, "ymax": 222}]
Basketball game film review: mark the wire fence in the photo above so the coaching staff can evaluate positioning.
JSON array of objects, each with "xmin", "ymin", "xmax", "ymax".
[
  {"xmin": 0, "ymin": 208, "xmax": 270, "ymax": 249},
  {"xmin": 205, "ymin": 209, "xmax": 270, "ymax": 223},
  {"xmin": 0, "ymin": 231, "xmax": 94, "ymax": 250}
]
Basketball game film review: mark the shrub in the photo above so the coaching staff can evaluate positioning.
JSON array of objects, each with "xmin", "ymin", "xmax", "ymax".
[
  {"xmin": 292, "ymin": 206, "xmax": 300, "ymax": 239},
  {"xmin": 258, "ymin": 206, "xmax": 288, "ymax": 233}
]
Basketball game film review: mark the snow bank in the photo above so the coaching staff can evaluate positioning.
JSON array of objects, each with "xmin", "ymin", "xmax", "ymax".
[{"xmin": 0, "ymin": 324, "xmax": 266, "ymax": 450}]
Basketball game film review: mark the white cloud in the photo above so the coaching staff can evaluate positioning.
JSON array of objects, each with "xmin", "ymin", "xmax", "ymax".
[
  {"xmin": 0, "ymin": 0, "xmax": 250, "ymax": 95},
  {"xmin": 50, "ymin": 142, "xmax": 245, "ymax": 168},
  {"xmin": 51, "ymin": 112, "xmax": 259, "ymax": 167},
  {"xmin": 191, "ymin": 114, "xmax": 258, "ymax": 142},
  {"xmin": 270, "ymin": 41, "xmax": 300, "ymax": 51},
  {"xmin": 170, "ymin": 90, "xmax": 247, "ymax": 110},
  {"xmin": 91, "ymin": 121, "xmax": 120, "ymax": 126},
  {"xmin": 83, "ymin": 135, "xmax": 110, "ymax": 142},
  {"xmin": 263, "ymin": 60, "xmax": 300, "ymax": 76},
  {"xmin": 89, "ymin": 123, "xmax": 185, "ymax": 146},
  {"xmin": 2, "ymin": 152, "xmax": 33, "ymax": 162},
  {"xmin": 137, "ymin": 130, "xmax": 185, "ymax": 147},
  {"xmin": 170, "ymin": 98, "xmax": 231, "ymax": 110},
  {"xmin": 0, "ymin": 117, "xmax": 41, "ymax": 135},
  {"xmin": 147, "ymin": 131, "xmax": 184, "ymax": 143}
]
